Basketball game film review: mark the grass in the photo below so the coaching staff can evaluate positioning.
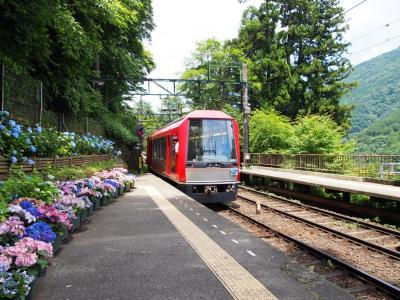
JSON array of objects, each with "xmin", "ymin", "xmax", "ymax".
[
  {"xmin": 333, "ymin": 221, "xmax": 359, "ymax": 230},
  {"xmin": 42, "ymin": 159, "xmax": 122, "ymax": 181}
]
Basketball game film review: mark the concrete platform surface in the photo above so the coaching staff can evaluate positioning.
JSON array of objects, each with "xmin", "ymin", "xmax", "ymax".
[
  {"xmin": 242, "ymin": 166, "xmax": 400, "ymax": 201},
  {"xmin": 34, "ymin": 173, "xmax": 353, "ymax": 300}
]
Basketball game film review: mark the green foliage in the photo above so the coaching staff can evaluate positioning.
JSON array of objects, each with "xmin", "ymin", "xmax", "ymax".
[
  {"xmin": 354, "ymin": 107, "xmax": 400, "ymax": 154},
  {"xmin": 157, "ymin": 97, "xmax": 187, "ymax": 126},
  {"xmin": 43, "ymin": 159, "xmax": 119, "ymax": 181},
  {"xmin": 249, "ymin": 109, "xmax": 293, "ymax": 153},
  {"xmin": 181, "ymin": 38, "xmax": 245, "ymax": 109},
  {"xmin": 101, "ymin": 112, "xmax": 135, "ymax": 145},
  {"xmin": 0, "ymin": 168, "xmax": 60, "ymax": 204},
  {"xmin": 342, "ymin": 48, "xmax": 400, "ymax": 136},
  {"xmin": 0, "ymin": 0, "xmax": 154, "ymax": 144},
  {"xmin": 181, "ymin": 1, "xmax": 354, "ymax": 128},
  {"xmin": 31, "ymin": 129, "xmax": 63, "ymax": 158},
  {"xmin": 248, "ymin": 109, "xmax": 353, "ymax": 154},
  {"xmin": 236, "ymin": 0, "xmax": 355, "ymax": 127},
  {"xmin": 291, "ymin": 115, "xmax": 354, "ymax": 154}
]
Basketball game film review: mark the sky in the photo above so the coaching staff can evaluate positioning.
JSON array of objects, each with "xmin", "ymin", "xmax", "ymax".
[{"xmin": 139, "ymin": 0, "xmax": 400, "ymax": 108}]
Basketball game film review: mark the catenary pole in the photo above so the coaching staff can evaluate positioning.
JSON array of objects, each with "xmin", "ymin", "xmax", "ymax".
[{"xmin": 242, "ymin": 63, "xmax": 251, "ymax": 165}]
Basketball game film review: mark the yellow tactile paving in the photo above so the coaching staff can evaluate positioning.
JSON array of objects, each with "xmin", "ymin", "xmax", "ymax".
[{"xmin": 143, "ymin": 186, "xmax": 277, "ymax": 300}]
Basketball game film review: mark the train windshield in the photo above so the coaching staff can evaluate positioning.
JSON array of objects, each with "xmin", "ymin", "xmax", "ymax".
[{"xmin": 187, "ymin": 119, "xmax": 236, "ymax": 162}]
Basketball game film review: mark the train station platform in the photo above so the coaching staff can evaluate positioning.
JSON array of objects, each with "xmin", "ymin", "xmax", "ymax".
[
  {"xmin": 33, "ymin": 173, "xmax": 352, "ymax": 300},
  {"xmin": 241, "ymin": 166, "xmax": 400, "ymax": 201}
]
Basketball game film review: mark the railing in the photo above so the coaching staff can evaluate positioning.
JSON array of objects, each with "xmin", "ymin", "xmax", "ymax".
[
  {"xmin": 0, "ymin": 154, "xmax": 113, "ymax": 178},
  {"xmin": 248, "ymin": 153, "xmax": 400, "ymax": 180}
]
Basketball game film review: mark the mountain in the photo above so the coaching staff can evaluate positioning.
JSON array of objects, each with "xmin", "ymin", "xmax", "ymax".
[
  {"xmin": 355, "ymin": 107, "xmax": 400, "ymax": 153},
  {"xmin": 341, "ymin": 48, "xmax": 400, "ymax": 153}
]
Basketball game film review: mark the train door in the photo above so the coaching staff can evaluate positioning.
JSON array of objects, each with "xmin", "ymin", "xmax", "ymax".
[{"xmin": 170, "ymin": 135, "xmax": 178, "ymax": 179}]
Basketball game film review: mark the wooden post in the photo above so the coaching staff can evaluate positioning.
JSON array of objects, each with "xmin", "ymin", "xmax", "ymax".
[{"xmin": 256, "ymin": 200, "xmax": 261, "ymax": 215}]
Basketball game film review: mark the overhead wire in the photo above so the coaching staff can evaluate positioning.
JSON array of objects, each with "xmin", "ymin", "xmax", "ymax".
[
  {"xmin": 351, "ymin": 17, "xmax": 400, "ymax": 43},
  {"xmin": 340, "ymin": 0, "xmax": 368, "ymax": 17},
  {"xmin": 350, "ymin": 33, "xmax": 400, "ymax": 56}
]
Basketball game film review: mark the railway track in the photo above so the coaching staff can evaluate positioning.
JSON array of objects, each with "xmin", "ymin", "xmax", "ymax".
[
  {"xmin": 216, "ymin": 191, "xmax": 400, "ymax": 299},
  {"xmin": 220, "ymin": 203, "xmax": 400, "ymax": 299},
  {"xmin": 239, "ymin": 186, "xmax": 400, "ymax": 258}
]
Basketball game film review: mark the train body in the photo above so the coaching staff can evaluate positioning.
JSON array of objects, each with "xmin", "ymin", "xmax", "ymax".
[{"xmin": 147, "ymin": 110, "xmax": 240, "ymax": 203}]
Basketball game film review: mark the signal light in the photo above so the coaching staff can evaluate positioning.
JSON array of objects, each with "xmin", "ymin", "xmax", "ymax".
[{"xmin": 137, "ymin": 125, "xmax": 144, "ymax": 137}]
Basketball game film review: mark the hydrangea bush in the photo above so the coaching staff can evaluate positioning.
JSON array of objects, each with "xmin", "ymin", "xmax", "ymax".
[
  {"xmin": 0, "ymin": 167, "xmax": 135, "ymax": 298},
  {"xmin": 0, "ymin": 111, "xmax": 117, "ymax": 164}
]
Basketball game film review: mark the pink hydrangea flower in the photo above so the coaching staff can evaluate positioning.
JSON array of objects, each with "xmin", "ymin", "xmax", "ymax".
[
  {"xmin": 35, "ymin": 240, "xmax": 53, "ymax": 256},
  {"xmin": 0, "ymin": 216, "xmax": 26, "ymax": 236},
  {"xmin": 38, "ymin": 205, "xmax": 72, "ymax": 229},
  {"xmin": 77, "ymin": 187, "xmax": 97, "ymax": 197},
  {"xmin": 15, "ymin": 252, "xmax": 38, "ymax": 267},
  {"xmin": 3, "ymin": 237, "xmax": 53, "ymax": 267}
]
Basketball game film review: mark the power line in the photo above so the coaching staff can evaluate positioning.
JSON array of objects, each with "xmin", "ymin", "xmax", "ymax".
[
  {"xmin": 351, "ymin": 17, "xmax": 400, "ymax": 43},
  {"xmin": 350, "ymin": 33, "xmax": 400, "ymax": 56},
  {"xmin": 341, "ymin": 0, "xmax": 368, "ymax": 16}
]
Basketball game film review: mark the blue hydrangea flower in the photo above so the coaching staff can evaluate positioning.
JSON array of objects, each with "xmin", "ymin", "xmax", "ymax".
[
  {"xmin": 11, "ymin": 132, "xmax": 19, "ymax": 139},
  {"xmin": 20, "ymin": 201, "xmax": 42, "ymax": 218},
  {"xmin": 35, "ymin": 126, "xmax": 43, "ymax": 133},
  {"xmin": 11, "ymin": 125, "xmax": 21, "ymax": 134},
  {"xmin": 87, "ymin": 180, "xmax": 94, "ymax": 189},
  {"xmin": 26, "ymin": 127, "xmax": 32, "ymax": 134},
  {"xmin": 11, "ymin": 150, "xmax": 17, "ymax": 155},
  {"xmin": 30, "ymin": 145, "xmax": 37, "ymax": 153},
  {"xmin": 10, "ymin": 156, "xmax": 17, "ymax": 164},
  {"xmin": 0, "ymin": 124, "xmax": 5, "ymax": 131},
  {"xmin": 104, "ymin": 179, "xmax": 119, "ymax": 188},
  {"xmin": 25, "ymin": 221, "xmax": 56, "ymax": 243},
  {"xmin": 27, "ymin": 159, "xmax": 35, "ymax": 165},
  {"xmin": 7, "ymin": 120, "xmax": 16, "ymax": 127}
]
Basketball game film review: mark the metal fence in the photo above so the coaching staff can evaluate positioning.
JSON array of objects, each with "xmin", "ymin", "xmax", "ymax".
[
  {"xmin": 248, "ymin": 153, "xmax": 400, "ymax": 180},
  {"xmin": 0, "ymin": 61, "xmax": 104, "ymax": 136}
]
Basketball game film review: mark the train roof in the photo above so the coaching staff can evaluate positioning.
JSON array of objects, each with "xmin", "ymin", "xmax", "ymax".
[{"xmin": 149, "ymin": 110, "xmax": 234, "ymax": 138}]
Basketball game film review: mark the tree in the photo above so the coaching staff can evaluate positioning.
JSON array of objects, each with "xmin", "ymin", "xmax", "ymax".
[
  {"xmin": 0, "ymin": 0, "xmax": 154, "ymax": 146},
  {"xmin": 291, "ymin": 115, "xmax": 354, "ymax": 154},
  {"xmin": 180, "ymin": 39, "xmax": 245, "ymax": 110},
  {"xmin": 249, "ymin": 109, "xmax": 294, "ymax": 153},
  {"xmin": 237, "ymin": 0, "xmax": 355, "ymax": 128},
  {"xmin": 248, "ymin": 109, "xmax": 354, "ymax": 154},
  {"xmin": 0, "ymin": 0, "xmax": 154, "ymax": 116},
  {"xmin": 158, "ymin": 96, "xmax": 187, "ymax": 125}
]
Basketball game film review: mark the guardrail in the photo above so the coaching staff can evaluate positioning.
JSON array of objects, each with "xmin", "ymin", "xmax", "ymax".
[
  {"xmin": 0, "ymin": 154, "xmax": 114, "ymax": 178},
  {"xmin": 247, "ymin": 153, "xmax": 400, "ymax": 180}
]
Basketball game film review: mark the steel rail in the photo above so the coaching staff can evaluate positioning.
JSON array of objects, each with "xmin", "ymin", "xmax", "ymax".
[
  {"xmin": 225, "ymin": 206, "xmax": 400, "ymax": 298},
  {"xmin": 239, "ymin": 185, "xmax": 400, "ymax": 237},
  {"xmin": 237, "ymin": 193, "xmax": 400, "ymax": 259}
]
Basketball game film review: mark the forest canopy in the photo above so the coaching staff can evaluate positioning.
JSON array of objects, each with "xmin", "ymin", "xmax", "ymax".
[{"xmin": 0, "ymin": 0, "xmax": 154, "ymax": 144}]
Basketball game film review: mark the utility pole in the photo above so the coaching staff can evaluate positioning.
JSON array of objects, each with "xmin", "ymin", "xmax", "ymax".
[
  {"xmin": 242, "ymin": 63, "xmax": 251, "ymax": 165},
  {"xmin": 37, "ymin": 82, "xmax": 43, "ymax": 126}
]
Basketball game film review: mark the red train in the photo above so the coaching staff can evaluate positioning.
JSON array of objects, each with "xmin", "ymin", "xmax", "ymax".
[{"xmin": 147, "ymin": 110, "xmax": 240, "ymax": 203}]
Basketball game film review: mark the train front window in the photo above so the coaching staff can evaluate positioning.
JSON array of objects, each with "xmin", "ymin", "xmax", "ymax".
[{"xmin": 187, "ymin": 119, "xmax": 236, "ymax": 162}]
